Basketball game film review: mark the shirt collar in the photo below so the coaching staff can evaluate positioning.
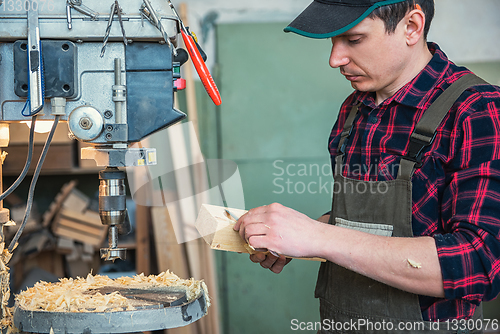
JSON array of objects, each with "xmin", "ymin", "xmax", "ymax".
[{"xmin": 354, "ymin": 42, "xmax": 452, "ymax": 109}]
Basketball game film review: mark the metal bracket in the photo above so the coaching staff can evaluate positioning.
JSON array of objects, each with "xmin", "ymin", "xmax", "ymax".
[{"xmin": 81, "ymin": 147, "xmax": 157, "ymax": 167}]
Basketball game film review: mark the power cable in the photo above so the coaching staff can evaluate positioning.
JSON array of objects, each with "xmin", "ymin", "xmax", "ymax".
[
  {"xmin": 0, "ymin": 115, "xmax": 37, "ymax": 202},
  {"xmin": 8, "ymin": 115, "xmax": 60, "ymax": 252}
]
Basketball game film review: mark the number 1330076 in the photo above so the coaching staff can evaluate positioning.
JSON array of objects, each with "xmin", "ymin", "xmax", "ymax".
[
  {"xmin": 445, "ymin": 318, "xmax": 499, "ymax": 332},
  {"xmin": 2, "ymin": 0, "xmax": 55, "ymax": 12}
]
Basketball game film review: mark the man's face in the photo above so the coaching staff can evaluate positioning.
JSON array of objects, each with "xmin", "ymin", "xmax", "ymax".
[{"xmin": 330, "ymin": 16, "xmax": 410, "ymax": 98}]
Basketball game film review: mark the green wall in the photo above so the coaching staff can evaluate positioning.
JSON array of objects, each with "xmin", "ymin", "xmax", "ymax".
[
  {"xmin": 197, "ymin": 22, "xmax": 353, "ymax": 334},
  {"xmin": 192, "ymin": 22, "xmax": 500, "ymax": 334}
]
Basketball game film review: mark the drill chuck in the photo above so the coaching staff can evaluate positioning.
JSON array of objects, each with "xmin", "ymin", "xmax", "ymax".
[
  {"xmin": 99, "ymin": 167, "xmax": 127, "ymax": 261},
  {"xmin": 99, "ymin": 168, "xmax": 126, "ymax": 226}
]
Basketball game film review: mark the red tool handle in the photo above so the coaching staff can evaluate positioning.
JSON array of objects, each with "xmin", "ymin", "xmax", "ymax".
[{"xmin": 181, "ymin": 30, "xmax": 222, "ymax": 106}]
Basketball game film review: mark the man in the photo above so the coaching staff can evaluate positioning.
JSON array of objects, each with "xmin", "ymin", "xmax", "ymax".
[{"xmin": 234, "ymin": 0, "xmax": 500, "ymax": 332}]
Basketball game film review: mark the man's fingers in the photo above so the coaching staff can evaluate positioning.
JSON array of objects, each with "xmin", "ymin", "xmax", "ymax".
[
  {"xmin": 249, "ymin": 253, "xmax": 266, "ymax": 263},
  {"xmin": 269, "ymin": 256, "xmax": 288, "ymax": 274},
  {"xmin": 243, "ymin": 223, "xmax": 272, "ymax": 243},
  {"xmin": 250, "ymin": 253, "xmax": 292, "ymax": 274},
  {"xmin": 234, "ymin": 205, "xmax": 275, "ymax": 231},
  {"xmin": 259, "ymin": 252, "xmax": 280, "ymax": 269}
]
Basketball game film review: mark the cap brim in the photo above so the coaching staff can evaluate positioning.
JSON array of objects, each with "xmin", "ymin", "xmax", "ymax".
[{"xmin": 284, "ymin": 0, "xmax": 407, "ymax": 39}]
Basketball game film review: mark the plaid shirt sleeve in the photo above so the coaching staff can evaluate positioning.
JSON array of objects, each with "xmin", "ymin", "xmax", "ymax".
[{"xmin": 435, "ymin": 88, "xmax": 500, "ymax": 305}]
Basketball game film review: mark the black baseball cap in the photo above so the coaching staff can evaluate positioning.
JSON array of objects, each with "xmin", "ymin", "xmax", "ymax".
[{"xmin": 284, "ymin": 0, "xmax": 408, "ymax": 39}]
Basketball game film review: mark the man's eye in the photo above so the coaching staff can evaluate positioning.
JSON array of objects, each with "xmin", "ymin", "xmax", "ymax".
[{"xmin": 349, "ymin": 38, "xmax": 361, "ymax": 44}]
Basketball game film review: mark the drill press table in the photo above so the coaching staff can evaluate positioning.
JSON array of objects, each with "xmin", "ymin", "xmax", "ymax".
[{"xmin": 14, "ymin": 283, "xmax": 208, "ymax": 333}]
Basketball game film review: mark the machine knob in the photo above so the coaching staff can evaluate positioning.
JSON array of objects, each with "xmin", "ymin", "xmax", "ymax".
[{"xmin": 68, "ymin": 105, "xmax": 104, "ymax": 141}]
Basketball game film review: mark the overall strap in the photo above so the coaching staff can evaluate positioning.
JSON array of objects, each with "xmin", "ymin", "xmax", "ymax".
[
  {"xmin": 335, "ymin": 102, "xmax": 361, "ymax": 175},
  {"xmin": 397, "ymin": 74, "xmax": 489, "ymax": 180}
]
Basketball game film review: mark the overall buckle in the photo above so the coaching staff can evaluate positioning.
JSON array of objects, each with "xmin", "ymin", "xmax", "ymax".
[
  {"xmin": 338, "ymin": 126, "xmax": 354, "ymax": 155},
  {"xmin": 404, "ymin": 131, "xmax": 437, "ymax": 168}
]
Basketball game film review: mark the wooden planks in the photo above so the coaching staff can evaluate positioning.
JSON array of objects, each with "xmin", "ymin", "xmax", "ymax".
[
  {"xmin": 135, "ymin": 204, "xmax": 151, "ymax": 276},
  {"xmin": 52, "ymin": 208, "xmax": 106, "ymax": 247},
  {"xmin": 151, "ymin": 206, "xmax": 190, "ymax": 280},
  {"xmin": 152, "ymin": 206, "xmax": 195, "ymax": 334},
  {"xmin": 47, "ymin": 183, "xmax": 106, "ymax": 248},
  {"xmin": 195, "ymin": 204, "xmax": 326, "ymax": 262}
]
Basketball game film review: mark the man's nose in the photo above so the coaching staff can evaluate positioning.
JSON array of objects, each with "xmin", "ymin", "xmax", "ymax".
[{"xmin": 329, "ymin": 42, "xmax": 349, "ymax": 68}]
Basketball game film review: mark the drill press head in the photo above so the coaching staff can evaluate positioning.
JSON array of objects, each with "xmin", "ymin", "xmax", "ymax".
[{"xmin": 99, "ymin": 167, "xmax": 129, "ymax": 261}]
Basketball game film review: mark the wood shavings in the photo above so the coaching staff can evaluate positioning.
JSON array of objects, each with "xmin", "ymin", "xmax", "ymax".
[
  {"xmin": 407, "ymin": 259, "xmax": 422, "ymax": 269},
  {"xmin": 0, "ymin": 151, "xmax": 7, "ymax": 164},
  {"xmin": 16, "ymin": 271, "xmax": 210, "ymax": 313},
  {"xmin": 0, "ymin": 241, "xmax": 16, "ymax": 333}
]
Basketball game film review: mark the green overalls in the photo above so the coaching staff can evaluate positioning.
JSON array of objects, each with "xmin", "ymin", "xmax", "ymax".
[{"xmin": 315, "ymin": 74, "xmax": 487, "ymax": 334}]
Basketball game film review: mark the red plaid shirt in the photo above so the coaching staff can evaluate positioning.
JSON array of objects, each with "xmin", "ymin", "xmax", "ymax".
[{"xmin": 328, "ymin": 43, "xmax": 500, "ymax": 321}]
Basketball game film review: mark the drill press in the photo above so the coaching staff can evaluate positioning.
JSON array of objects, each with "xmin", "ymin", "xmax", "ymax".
[{"xmin": 0, "ymin": 0, "xmax": 214, "ymax": 331}]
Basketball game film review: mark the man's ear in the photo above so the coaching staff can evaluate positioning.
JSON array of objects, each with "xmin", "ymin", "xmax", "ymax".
[{"xmin": 405, "ymin": 8, "xmax": 426, "ymax": 46}]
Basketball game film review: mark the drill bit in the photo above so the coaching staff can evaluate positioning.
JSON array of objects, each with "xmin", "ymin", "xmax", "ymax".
[
  {"xmin": 100, "ymin": 1, "xmax": 127, "ymax": 58},
  {"xmin": 141, "ymin": 0, "xmax": 177, "ymax": 56}
]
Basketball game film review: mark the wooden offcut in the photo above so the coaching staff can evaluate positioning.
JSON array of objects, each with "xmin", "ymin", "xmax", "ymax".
[
  {"xmin": 195, "ymin": 204, "xmax": 325, "ymax": 262},
  {"xmin": 42, "ymin": 180, "xmax": 77, "ymax": 227},
  {"xmin": 52, "ymin": 209, "xmax": 106, "ymax": 247}
]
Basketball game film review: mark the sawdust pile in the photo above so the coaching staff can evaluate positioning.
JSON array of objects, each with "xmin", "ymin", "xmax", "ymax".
[
  {"xmin": 16, "ymin": 271, "xmax": 209, "ymax": 313},
  {"xmin": 0, "ymin": 242, "xmax": 13, "ymax": 330}
]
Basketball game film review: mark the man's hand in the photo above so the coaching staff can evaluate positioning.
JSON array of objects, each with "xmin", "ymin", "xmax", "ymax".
[
  {"xmin": 233, "ymin": 204, "xmax": 328, "ymax": 273},
  {"xmin": 233, "ymin": 203, "xmax": 323, "ymax": 260}
]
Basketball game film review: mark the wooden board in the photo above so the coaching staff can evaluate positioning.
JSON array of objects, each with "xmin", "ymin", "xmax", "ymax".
[
  {"xmin": 42, "ymin": 180, "xmax": 77, "ymax": 227},
  {"xmin": 52, "ymin": 208, "xmax": 106, "ymax": 247},
  {"xmin": 135, "ymin": 204, "xmax": 151, "ymax": 276},
  {"xmin": 195, "ymin": 204, "xmax": 325, "ymax": 262},
  {"xmin": 151, "ymin": 206, "xmax": 195, "ymax": 334},
  {"xmin": 151, "ymin": 206, "xmax": 189, "ymax": 280},
  {"xmin": 58, "ymin": 208, "xmax": 102, "ymax": 227},
  {"xmin": 62, "ymin": 188, "xmax": 90, "ymax": 213},
  {"xmin": 195, "ymin": 205, "xmax": 248, "ymax": 253}
]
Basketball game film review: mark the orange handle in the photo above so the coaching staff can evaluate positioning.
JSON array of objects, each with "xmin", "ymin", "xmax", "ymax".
[{"xmin": 181, "ymin": 30, "xmax": 222, "ymax": 106}]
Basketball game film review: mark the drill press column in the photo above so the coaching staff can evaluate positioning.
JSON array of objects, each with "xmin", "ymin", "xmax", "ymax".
[{"xmin": 99, "ymin": 167, "xmax": 127, "ymax": 261}]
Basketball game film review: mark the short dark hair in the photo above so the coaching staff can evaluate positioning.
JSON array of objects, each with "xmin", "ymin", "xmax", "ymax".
[{"xmin": 368, "ymin": 0, "xmax": 435, "ymax": 40}]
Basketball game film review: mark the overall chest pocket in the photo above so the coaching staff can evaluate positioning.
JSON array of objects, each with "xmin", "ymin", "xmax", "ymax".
[{"xmin": 334, "ymin": 217, "xmax": 394, "ymax": 237}]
